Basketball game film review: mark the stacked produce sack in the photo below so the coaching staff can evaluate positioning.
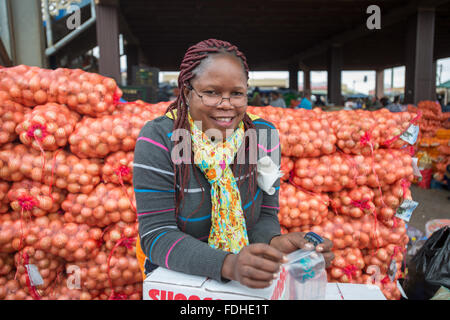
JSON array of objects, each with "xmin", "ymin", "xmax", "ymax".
[
  {"xmin": 411, "ymin": 101, "xmax": 450, "ymax": 186},
  {"xmin": 248, "ymin": 105, "xmax": 421, "ymax": 300},
  {"xmin": 0, "ymin": 65, "xmax": 171, "ymax": 300}
]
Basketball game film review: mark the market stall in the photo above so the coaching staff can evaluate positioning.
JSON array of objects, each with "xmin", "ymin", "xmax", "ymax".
[{"xmin": 0, "ymin": 65, "xmax": 447, "ymax": 300}]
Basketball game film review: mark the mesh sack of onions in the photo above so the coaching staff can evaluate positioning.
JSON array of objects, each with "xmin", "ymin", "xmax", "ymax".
[
  {"xmin": 61, "ymin": 183, "xmax": 136, "ymax": 228},
  {"xmin": 280, "ymin": 157, "xmax": 294, "ymax": 181},
  {"xmin": 97, "ymin": 282, "xmax": 142, "ymax": 300},
  {"xmin": 28, "ymin": 216, "xmax": 103, "ymax": 262},
  {"xmin": 278, "ymin": 117, "xmax": 336, "ymax": 158},
  {"xmin": 101, "ymin": 151, "xmax": 134, "ymax": 185},
  {"xmin": 0, "ymin": 252, "xmax": 14, "ymax": 276},
  {"xmin": 329, "ymin": 109, "xmax": 418, "ymax": 155},
  {"xmin": 327, "ymin": 248, "xmax": 365, "ymax": 284},
  {"xmin": 278, "ymin": 183, "xmax": 329, "ymax": 229},
  {"xmin": 0, "ymin": 214, "xmax": 30, "ymax": 253},
  {"xmin": 0, "ymin": 98, "xmax": 29, "ymax": 146},
  {"xmin": 69, "ymin": 242, "xmax": 140, "ymax": 292},
  {"xmin": 306, "ymin": 213, "xmax": 409, "ymax": 251},
  {"xmin": 14, "ymin": 246, "xmax": 64, "ymax": 297},
  {"xmin": 0, "ymin": 144, "xmax": 101, "ymax": 194},
  {"xmin": 69, "ymin": 112, "xmax": 138, "ymax": 158},
  {"xmin": 0, "ymin": 143, "xmax": 30, "ymax": 181},
  {"xmin": 7, "ymin": 179, "xmax": 66, "ymax": 218},
  {"xmin": 102, "ymin": 221, "xmax": 138, "ymax": 252},
  {"xmin": 330, "ymin": 186, "xmax": 375, "ymax": 219},
  {"xmin": 15, "ymin": 103, "xmax": 80, "ymax": 151},
  {"xmin": 373, "ymin": 179, "xmax": 413, "ymax": 228},
  {"xmin": 0, "ymin": 65, "xmax": 122, "ymax": 116},
  {"xmin": 0, "ymin": 271, "xmax": 32, "ymax": 300},
  {"xmin": 362, "ymin": 244, "xmax": 405, "ymax": 279},
  {"xmin": 0, "ymin": 181, "xmax": 10, "ymax": 214},
  {"xmin": 113, "ymin": 100, "xmax": 168, "ymax": 119},
  {"xmin": 292, "ymin": 149, "xmax": 414, "ymax": 193}
]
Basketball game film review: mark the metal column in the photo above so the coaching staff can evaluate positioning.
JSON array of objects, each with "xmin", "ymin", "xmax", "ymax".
[
  {"xmin": 404, "ymin": 8, "xmax": 436, "ymax": 104},
  {"xmin": 95, "ymin": 2, "xmax": 121, "ymax": 82},
  {"xmin": 327, "ymin": 44, "xmax": 343, "ymax": 106},
  {"xmin": 375, "ymin": 69, "xmax": 384, "ymax": 99}
]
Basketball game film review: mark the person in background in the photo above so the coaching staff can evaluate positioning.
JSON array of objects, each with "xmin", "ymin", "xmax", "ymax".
[
  {"xmin": 386, "ymin": 95, "xmax": 404, "ymax": 112},
  {"xmin": 250, "ymin": 87, "xmax": 264, "ymax": 106},
  {"xmin": 269, "ymin": 91, "xmax": 287, "ymax": 108},
  {"xmin": 369, "ymin": 96, "xmax": 383, "ymax": 110},
  {"xmin": 296, "ymin": 90, "xmax": 313, "ymax": 110}
]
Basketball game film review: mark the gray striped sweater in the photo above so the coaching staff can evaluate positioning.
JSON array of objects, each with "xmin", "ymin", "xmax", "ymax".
[{"xmin": 133, "ymin": 113, "xmax": 281, "ymax": 282}]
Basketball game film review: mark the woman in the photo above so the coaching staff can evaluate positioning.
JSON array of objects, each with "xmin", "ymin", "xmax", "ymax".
[{"xmin": 133, "ymin": 39, "xmax": 333, "ymax": 289}]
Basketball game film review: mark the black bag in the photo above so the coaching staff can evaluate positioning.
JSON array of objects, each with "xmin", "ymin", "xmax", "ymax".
[{"xmin": 403, "ymin": 226, "xmax": 450, "ymax": 300}]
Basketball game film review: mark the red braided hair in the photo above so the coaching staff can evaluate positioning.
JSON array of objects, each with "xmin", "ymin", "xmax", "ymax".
[{"xmin": 166, "ymin": 39, "xmax": 258, "ymax": 230}]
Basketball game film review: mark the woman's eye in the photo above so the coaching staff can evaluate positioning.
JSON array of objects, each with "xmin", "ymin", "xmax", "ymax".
[{"xmin": 232, "ymin": 92, "xmax": 244, "ymax": 97}]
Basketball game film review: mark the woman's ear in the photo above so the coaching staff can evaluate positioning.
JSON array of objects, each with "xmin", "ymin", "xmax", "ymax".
[{"xmin": 183, "ymin": 87, "xmax": 191, "ymax": 105}]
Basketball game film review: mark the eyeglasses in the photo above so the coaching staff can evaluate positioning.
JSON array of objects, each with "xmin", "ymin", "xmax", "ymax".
[{"xmin": 187, "ymin": 84, "xmax": 247, "ymax": 108}]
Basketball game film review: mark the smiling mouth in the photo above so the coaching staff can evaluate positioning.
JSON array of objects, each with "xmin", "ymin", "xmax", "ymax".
[{"xmin": 211, "ymin": 116, "xmax": 235, "ymax": 122}]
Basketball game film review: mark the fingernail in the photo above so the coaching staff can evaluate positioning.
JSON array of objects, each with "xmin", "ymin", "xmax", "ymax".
[
  {"xmin": 316, "ymin": 245, "xmax": 324, "ymax": 252},
  {"xmin": 273, "ymin": 273, "xmax": 278, "ymax": 279},
  {"xmin": 305, "ymin": 243, "xmax": 314, "ymax": 250},
  {"xmin": 269, "ymin": 280, "xmax": 273, "ymax": 285},
  {"xmin": 282, "ymin": 255, "xmax": 288, "ymax": 262}
]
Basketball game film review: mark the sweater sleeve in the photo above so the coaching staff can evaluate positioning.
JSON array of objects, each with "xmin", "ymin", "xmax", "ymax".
[
  {"xmin": 133, "ymin": 117, "xmax": 229, "ymax": 281},
  {"xmin": 247, "ymin": 120, "xmax": 282, "ymax": 244}
]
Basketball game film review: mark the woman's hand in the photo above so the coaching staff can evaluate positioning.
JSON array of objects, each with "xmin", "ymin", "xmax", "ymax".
[
  {"xmin": 270, "ymin": 232, "xmax": 334, "ymax": 268},
  {"xmin": 221, "ymin": 243, "xmax": 287, "ymax": 289}
]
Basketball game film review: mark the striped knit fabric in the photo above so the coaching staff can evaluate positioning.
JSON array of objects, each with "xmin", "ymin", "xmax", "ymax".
[{"xmin": 133, "ymin": 112, "xmax": 281, "ymax": 282}]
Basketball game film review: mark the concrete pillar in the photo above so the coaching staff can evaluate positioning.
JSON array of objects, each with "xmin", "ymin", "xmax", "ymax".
[
  {"xmin": 95, "ymin": 3, "xmax": 121, "ymax": 82},
  {"xmin": 404, "ymin": 8, "xmax": 436, "ymax": 104},
  {"xmin": 303, "ymin": 68, "xmax": 311, "ymax": 96},
  {"xmin": 288, "ymin": 60, "xmax": 299, "ymax": 91},
  {"xmin": 327, "ymin": 44, "xmax": 343, "ymax": 105},
  {"xmin": 375, "ymin": 69, "xmax": 384, "ymax": 99},
  {"xmin": 8, "ymin": 0, "xmax": 46, "ymax": 67},
  {"xmin": 126, "ymin": 44, "xmax": 139, "ymax": 85}
]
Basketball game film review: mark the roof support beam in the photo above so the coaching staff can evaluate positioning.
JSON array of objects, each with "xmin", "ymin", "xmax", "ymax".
[{"xmin": 292, "ymin": 0, "xmax": 450, "ymax": 64}]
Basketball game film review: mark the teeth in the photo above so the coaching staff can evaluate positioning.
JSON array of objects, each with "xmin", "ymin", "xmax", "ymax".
[{"xmin": 215, "ymin": 117, "xmax": 232, "ymax": 122}]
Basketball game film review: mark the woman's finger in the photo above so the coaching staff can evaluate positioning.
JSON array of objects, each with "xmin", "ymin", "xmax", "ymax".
[
  {"xmin": 245, "ymin": 254, "xmax": 282, "ymax": 274},
  {"xmin": 316, "ymin": 237, "xmax": 333, "ymax": 253},
  {"xmin": 287, "ymin": 232, "xmax": 314, "ymax": 250},
  {"xmin": 241, "ymin": 265, "xmax": 278, "ymax": 282},
  {"xmin": 248, "ymin": 243, "xmax": 285, "ymax": 263},
  {"xmin": 322, "ymin": 251, "xmax": 335, "ymax": 268},
  {"xmin": 241, "ymin": 277, "xmax": 274, "ymax": 289}
]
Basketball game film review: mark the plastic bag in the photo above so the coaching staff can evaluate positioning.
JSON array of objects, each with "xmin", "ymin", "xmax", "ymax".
[
  {"xmin": 403, "ymin": 226, "xmax": 450, "ymax": 300},
  {"xmin": 283, "ymin": 249, "xmax": 327, "ymax": 300}
]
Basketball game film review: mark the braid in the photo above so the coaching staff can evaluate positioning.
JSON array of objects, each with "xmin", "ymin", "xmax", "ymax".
[{"xmin": 165, "ymin": 39, "xmax": 257, "ymax": 221}]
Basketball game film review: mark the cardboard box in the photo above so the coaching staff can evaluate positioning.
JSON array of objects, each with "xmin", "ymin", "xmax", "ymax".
[{"xmin": 143, "ymin": 267, "xmax": 386, "ymax": 300}]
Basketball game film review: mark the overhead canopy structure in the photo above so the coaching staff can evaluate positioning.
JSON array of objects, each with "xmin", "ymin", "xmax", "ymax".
[{"xmin": 117, "ymin": 0, "xmax": 450, "ymax": 71}]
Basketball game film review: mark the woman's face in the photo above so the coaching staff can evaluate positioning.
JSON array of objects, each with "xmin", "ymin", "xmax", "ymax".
[{"xmin": 184, "ymin": 54, "xmax": 248, "ymax": 141}]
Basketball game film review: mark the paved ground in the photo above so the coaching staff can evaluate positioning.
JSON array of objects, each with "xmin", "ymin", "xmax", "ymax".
[{"xmin": 408, "ymin": 184, "xmax": 450, "ymax": 235}]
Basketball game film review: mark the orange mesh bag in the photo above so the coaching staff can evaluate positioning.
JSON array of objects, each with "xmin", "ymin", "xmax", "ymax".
[
  {"xmin": 101, "ymin": 151, "xmax": 134, "ymax": 185},
  {"xmin": 0, "ymin": 98, "xmax": 30, "ymax": 146},
  {"xmin": 7, "ymin": 179, "xmax": 66, "ymax": 218},
  {"xmin": 61, "ymin": 183, "xmax": 136, "ymax": 228},
  {"xmin": 327, "ymin": 248, "xmax": 365, "ymax": 284},
  {"xmin": 278, "ymin": 182, "xmax": 329, "ymax": 229},
  {"xmin": 15, "ymin": 103, "xmax": 80, "ymax": 151},
  {"xmin": 0, "ymin": 65, "xmax": 122, "ymax": 116}
]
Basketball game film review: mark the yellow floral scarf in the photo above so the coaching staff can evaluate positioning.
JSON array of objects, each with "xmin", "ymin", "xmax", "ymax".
[{"xmin": 188, "ymin": 112, "xmax": 249, "ymax": 253}]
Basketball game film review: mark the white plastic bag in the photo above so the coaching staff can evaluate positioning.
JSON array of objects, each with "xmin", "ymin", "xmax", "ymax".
[
  {"xmin": 257, "ymin": 156, "xmax": 283, "ymax": 195},
  {"xmin": 283, "ymin": 249, "xmax": 327, "ymax": 300}
]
